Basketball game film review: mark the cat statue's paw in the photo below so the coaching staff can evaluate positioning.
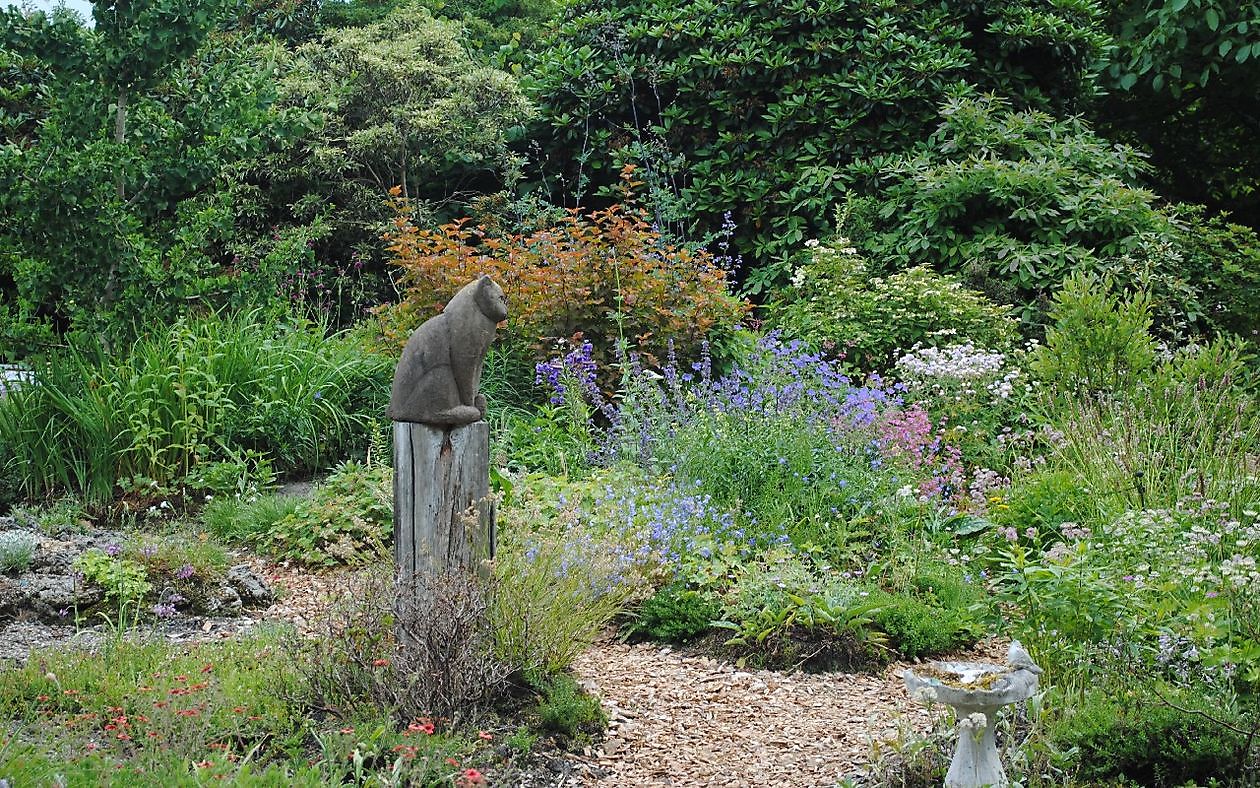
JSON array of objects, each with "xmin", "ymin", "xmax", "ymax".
[{"xmin": 434, "ymin": 405, "xmax": 483, "ymax": 425}]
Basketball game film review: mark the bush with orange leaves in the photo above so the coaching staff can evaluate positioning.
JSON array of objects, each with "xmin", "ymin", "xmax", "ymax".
[{"xmin": 377, "ymin": 170, "xmax": 749, "ymax": 369}]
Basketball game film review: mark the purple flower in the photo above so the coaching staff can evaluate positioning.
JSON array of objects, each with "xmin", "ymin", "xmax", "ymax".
[
  {"xmin": 175, "ymin": 564, "xmax": 195, "ymax": 580},
  {"xmin": 103, "ymin": 543, "xmax": 121, "ymax": 557}
]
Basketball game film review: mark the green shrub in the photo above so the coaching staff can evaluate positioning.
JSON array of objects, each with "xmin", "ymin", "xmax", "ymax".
[
  {"xmin": 1029, "ymin": 273, "xmax": 1158, "ymax": 399},
  {"xmin": 870, "ymin": 594, "xmax": 973, "ymax": 659},
  {"xmin": 0, "ymin": 530, "xmax": 36, "ymax": 574},
  {"xmin": 1052, "ymin": 685, "xmax": 1255, "ymax": 786},
  {"xmin": 263, "ymin": 2, "xmax": 535, "ymax": 303},
  {"xmin": 991, "ymin": 470, "xmax": 1100, "ymax": 538},
  {"xmin": 265, "ymin": 460, "xmax": 393, "ymax": 566},
  {"xmin": 771, "ymin": 236, "xmax": 1017, "ymax": 369},
  {"xmin": 1155, "ymin": 334, "xmax": 1257, "ymax": 392},
  {"xmin": 534, "ymin": 674, "xmax": 606, "ymax": 738},
  {"xmin": 847, "ymin": 95, "xmax": 1260, "ymax": 334},
  {"xmin": 715, "ymin": 550, "xmax": 889, "ymax": 670},
  {"xmin": 627, "ymin": 581, "xmax": 719, "ymax": 643},
  {"xmin": 528, "ymin": 0, "xmax": 1106, "ymax": 275},
  {"xmin": 180, "ymin": 450, "xmax": 276, "ymax": 501}
]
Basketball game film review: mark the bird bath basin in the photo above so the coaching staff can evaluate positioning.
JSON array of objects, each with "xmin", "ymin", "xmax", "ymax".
[{"xmin": 902, "ymin": 645, "xmax": 1041, "ymax": 788}]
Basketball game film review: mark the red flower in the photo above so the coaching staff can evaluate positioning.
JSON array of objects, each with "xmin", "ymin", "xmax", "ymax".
[
  {"xmin": 36, "ymin": 694, "xmax": 49, "ymax": 702},
  {"xmin": 339, "ymin": 727, "xmax": 355, "ymax": 734},
  {"xmin": 371, "ymin": 658, "xmax": 390, "ymax": 667},
  {"xmin": 201, "ymin": 664, "xmax": 214, "ymax": 674},
  {"xmin": 406, "ymin": 721, "xmax": 435, "ymax": 735},
  {"xmin": 116, "ymin": 733, "xmax": 132, "ymax": 741},
  {"xmin": 458, "ymin": 768, "xmax": 486, "ymax": 787},
  {"xmin": 478, "ymin": 730, "xmax": 493, "ymax": 741}
]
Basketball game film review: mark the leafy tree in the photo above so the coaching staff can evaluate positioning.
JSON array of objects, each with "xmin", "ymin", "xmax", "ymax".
[
  {"xmin": 0, "ymin": 4, "xmax": 303, "ymax": 354},
  {"xmin": 526, "ymin": 0, "xmax": 1109, "ymax": 288},
  {"xmin": 238, "ymin": 3, "xmax": 534, "ymax": 315},
  {"xmin": 1098, "ymin": 0, "xmax": 1260, "ymax": 225}
]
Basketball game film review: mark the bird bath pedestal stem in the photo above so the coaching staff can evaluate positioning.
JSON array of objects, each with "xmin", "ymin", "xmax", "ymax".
[{"xmin": 943, "ymin": 704, "xmax": 1005, "ymax": 787}]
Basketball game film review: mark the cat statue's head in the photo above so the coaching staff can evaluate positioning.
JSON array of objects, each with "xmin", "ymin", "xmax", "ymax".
[{"xmin": 474, "ymin": 275, "xmax": 508, "ymax": 323}]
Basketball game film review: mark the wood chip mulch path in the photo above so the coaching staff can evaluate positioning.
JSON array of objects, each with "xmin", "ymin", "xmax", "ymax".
[
  {"xmin": 570, "ymin": 639, "xmax": 1008, "ymax": 787},
  {"xmin": 240, "ymin": 560, "xmax": 1008, "ymax": 786}
]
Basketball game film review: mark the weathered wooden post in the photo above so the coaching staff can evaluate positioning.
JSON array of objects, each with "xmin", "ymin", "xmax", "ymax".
[{"xmin": 388, "ymin": 275, "xmax": 507, "ymax": 580}]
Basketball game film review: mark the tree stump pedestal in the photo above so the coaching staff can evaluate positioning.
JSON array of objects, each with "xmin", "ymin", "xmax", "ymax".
[{"xmin": 392, "ymin": 420, "xmax": 495, "ymax": 580}]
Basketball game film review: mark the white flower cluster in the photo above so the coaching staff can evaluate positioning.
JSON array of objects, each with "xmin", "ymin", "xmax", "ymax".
[
  {"xmin": 895, "ymin": 343, "xmax": 1008, "ymax": 384},
  {"xmin": 1219, "ymin": 554, "xmax": 1259, "ymax": 590}
]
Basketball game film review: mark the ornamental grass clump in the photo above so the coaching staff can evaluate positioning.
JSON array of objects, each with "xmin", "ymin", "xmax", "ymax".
[
  {"xmin": 490, "ymin": 527, "xmax": 637, "ymax": 682},
  {"xmin": 0, "ymin": 311, "xmax": 390, "ymax": 504}
]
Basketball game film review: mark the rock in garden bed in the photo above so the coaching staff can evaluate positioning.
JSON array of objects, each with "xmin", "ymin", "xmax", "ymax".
[{"xmin": 0, "ymin": 515, "xmax": 273, "ymax": 627}]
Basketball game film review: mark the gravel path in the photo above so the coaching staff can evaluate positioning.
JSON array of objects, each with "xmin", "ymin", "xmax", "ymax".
[{"xmin": 570, "ymin": 640, "xmax": 1006, "ymax": 787}]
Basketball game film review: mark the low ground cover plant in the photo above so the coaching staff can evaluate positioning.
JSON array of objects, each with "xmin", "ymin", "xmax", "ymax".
[{"xmin": 0, "ymin": 631, "xmax": 513, "ymax": 786}]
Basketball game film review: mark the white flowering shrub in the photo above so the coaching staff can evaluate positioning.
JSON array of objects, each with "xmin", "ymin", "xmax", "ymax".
[{"xmin": 770, "ymin": 237, "xmax": 1017, "ymax": 369}]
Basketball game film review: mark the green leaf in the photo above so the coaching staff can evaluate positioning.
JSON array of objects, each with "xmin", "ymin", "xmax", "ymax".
[
  {"xmin": 955, "ymin": 515, "xmax": 994, "ymax": 537},
  {"xmin": 1206, "ymin": 8, "xmax": 1220, "ymax": 30}
]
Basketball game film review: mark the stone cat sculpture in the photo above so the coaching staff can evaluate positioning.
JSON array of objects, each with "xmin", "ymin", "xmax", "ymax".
[{"xmin": 387, "ymin": 275, "xmax": 508, "ymax": 426}]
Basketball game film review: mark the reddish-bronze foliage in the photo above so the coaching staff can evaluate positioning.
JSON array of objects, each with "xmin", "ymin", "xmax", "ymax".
[{"xmin": 379, "ymin": 168, "xmax": 748, "ymax": 366}]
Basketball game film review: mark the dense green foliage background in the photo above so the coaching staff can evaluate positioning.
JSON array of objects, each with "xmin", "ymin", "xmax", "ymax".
[{"xmin": 3, "ymin": 0, "xmax": 1258, "ymax": 353}]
